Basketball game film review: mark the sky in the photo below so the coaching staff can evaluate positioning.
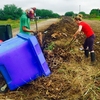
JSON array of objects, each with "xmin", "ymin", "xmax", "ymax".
[{"xmin": 0, "ymin": 0, "xmax": 100, "ymax": 15}]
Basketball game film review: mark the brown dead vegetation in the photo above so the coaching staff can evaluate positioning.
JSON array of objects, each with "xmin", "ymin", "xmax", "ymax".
[{"xmin": 0, "ymin": 16, "xmax": 100, "ymax": 100}]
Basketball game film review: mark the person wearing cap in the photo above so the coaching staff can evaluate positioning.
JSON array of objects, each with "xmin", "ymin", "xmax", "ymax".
[
  {"xmin": 19, "ymin": 7, "xmax": 42, "ymax": 47},
  {"xmin": 73, "ymin": 14, "xmax": 95, "ymax": 62}
]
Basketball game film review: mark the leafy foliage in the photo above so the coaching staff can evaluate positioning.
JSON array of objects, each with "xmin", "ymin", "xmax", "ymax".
[
  {"xmin": 79, "ymin": 11, "xmax": 86, "ymax": 16},
  {"xmin": 0, "ymin": 4, "xmax": 100, "ymax": 20},
  {"xmin": 65, "ymin": 11, "xmax": 74, "ymax": 16},
  {"xmin": 0, "ymin": 4, "xmax": 23, "ymax": 20},
  {"xmin": 0, "ymin": 5, "xmax": 60, "ymax": 20},
  {"xmin": 90, "ymin": 9, "xmax": 100, "ymax": 17},
  {"xmin": 36, "ymin": 9, "xmax": 60, "ymax": 18},
  {"xmin": 45, "ymin": 42, "xmax": 55, "ymax": 50},
  {"xmin": 64, "ymin": 9, "xmax": 100, "ymax": 18}
]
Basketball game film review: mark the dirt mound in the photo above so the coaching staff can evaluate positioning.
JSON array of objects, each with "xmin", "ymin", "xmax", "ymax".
[
  {"xmin": 0, "ymin": 17, "xmax": 100, "ymax": 100},
  {"xmin": 43, "ymin": 16, "xmax": 83, "ymax": 69}
]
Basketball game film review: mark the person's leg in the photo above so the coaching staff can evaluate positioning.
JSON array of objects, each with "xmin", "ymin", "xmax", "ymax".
[
  {"xmin": 88, "ymin": 34, "xmax": 95, "ymax": 62},
  {"xmin": 90, "ymin": 52, "xmax": 95, "ymax": 62},
  {"xmin": 37, "ymin": 32, "xmax": 43, "ymax": 47},
  {"xmin": 83, "ymin": 38, "xmax": 89, "ymax": 57}
]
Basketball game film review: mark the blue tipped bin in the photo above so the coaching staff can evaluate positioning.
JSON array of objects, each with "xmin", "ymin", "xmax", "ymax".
[{"xmin": 0, "ymin": 33, "xmax": 51, "ymax": 90}]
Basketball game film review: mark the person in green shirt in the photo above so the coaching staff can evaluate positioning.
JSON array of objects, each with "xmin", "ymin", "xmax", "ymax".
[{"xmin": 20, "ymin": 7, "xmax": 42, "ymax": 47}]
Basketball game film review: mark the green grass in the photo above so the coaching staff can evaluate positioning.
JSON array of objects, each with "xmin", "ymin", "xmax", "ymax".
[
  {"xmin": 0, "ymin": 19, "xmax": 20, "ymax": 29},
  {"xmin": 45, "ymin": 42, "xmax": 55, "ymax": 50},
  {"xmin": 86, "ymin": 16, "xmax": 100, "ymax": 20},
  {"xmin": 0, "ymin": 19, "xmax": 46, "ymax": 29}
]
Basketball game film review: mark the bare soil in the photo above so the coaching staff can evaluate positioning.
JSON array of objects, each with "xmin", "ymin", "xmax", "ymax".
[
  {"xmin": 0, "ymin": 17, "xmax": 100, "ymax": 100},
  {"xmin": 12, "ymin": 18, "xmax": 60, "ymax": 37}
]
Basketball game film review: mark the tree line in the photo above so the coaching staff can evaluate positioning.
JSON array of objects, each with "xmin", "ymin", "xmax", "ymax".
[
  {"xmin": 0, "ymin": 4, "xmax": 100, "ymax": 20},
  {"xmin": 65, "ymin": 9, "xmax": 100, "ymax": 18},
  {"xmin": 0, "ymin": 4, "xmax": 23, "ymax": 20},
  {"xmin": 0, "ymin": 4, "xmax": 60, "ymax": 20}
]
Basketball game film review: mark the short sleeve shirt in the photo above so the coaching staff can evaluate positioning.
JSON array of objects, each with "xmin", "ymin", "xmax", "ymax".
[
  {"xmin": 20, "ymin": 12, "xmax": 30, "ymax": 34},
  {"xmin": 79, "ymin": 21, "xmax": 94, "ymax": 37}
]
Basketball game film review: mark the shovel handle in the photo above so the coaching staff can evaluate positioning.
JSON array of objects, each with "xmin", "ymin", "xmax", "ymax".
[
  {"xmin": 69, "ymin": 37, "xmax": 76, "ymax": 45},
  {"xmin": 66, "ymin": 37, "xmax": 76, "ymax": 50},
  {"xmin": 34, "ymin": 17, "xmax": 38, "ymax": 32}
]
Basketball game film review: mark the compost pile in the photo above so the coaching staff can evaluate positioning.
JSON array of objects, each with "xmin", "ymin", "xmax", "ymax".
[{"xmin": 0, "ymin": 17, "xmax": 100, "ymax": 100}]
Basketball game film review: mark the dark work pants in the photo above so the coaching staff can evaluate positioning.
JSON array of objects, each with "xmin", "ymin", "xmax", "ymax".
[{"xmin": 83, "ymin": 34, "xmax": 95, "ymax": 51}]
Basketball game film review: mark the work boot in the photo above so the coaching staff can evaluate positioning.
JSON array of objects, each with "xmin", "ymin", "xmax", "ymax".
[
  {"xmin": 90, "ymin": 52, "xmax": 95, "ymax": 62},
  {"xmin": 84, "ymin": 50, "xmax": 89, "ymax": 57}
]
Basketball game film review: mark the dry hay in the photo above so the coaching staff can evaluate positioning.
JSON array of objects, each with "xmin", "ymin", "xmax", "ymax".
[{"xmin": 0, "ymin": 16, "xmax": 100, "ymax": 100}]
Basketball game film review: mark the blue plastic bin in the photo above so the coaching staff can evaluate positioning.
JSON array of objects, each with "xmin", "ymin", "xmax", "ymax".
[{"xmin": 0, "ymin": 33, "xmax": 51, "ymax": 90}]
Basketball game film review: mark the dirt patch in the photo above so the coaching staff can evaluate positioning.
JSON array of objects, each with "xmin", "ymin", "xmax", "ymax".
[
  {"xmin": 0, "ymin": 17, "xmax": 100, "ymax": 100},
  {"xmin": 12, "ymin": 18, "xmax": 60, "ymax": 37}
]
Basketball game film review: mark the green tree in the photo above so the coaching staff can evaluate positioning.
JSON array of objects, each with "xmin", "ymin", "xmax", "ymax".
[
  {"xmin": 0, "ymin": 4, "xmax": 23, "ymax": 20},
  {"xmin": 36, "ymin": 9, "xmax": 60, "ymax": 18},
  {"xmin": 0, "ymin": 9, "xmax": 5, "ymax": 20},
  {"xmin": 65, "ymin": 11, "xmax": 74, "ymax": 16},
  {"xmin": 36, "ymin": 9, "xmax": 53, "ymax": 18},
  {"xmin": 52, "ymin": 13, "xmax": 60, "ymax": 18},
  {"xmin": 90, "ymin": 9, "xmax": 100, "ymax": 17},
  {"xmin": 79, "ymin": 11, "xmax": 86, "ymax": 16}
]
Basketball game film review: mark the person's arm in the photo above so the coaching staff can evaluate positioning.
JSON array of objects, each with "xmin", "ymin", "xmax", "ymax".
[
  {"xmin": 73, "ymin": 25, "xmax": 82, "ymax": 38},
  {"xmin": 22, "ymin": 26, "xmax": 34, "ymax": 33}
]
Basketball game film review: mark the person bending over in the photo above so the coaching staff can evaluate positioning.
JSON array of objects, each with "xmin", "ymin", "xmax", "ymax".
[
  {"xmin": 19, "ymin": 7, "xmax": 42, "ymax": 47},
  {"xmin": 73, "ymin": 14, "xmax": 95, "ymax": 62}
]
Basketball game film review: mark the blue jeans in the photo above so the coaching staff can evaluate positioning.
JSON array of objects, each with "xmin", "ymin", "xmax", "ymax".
[{"xmin": 83, "ymin": 34, "xmax": 95, "ymax": 51}]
